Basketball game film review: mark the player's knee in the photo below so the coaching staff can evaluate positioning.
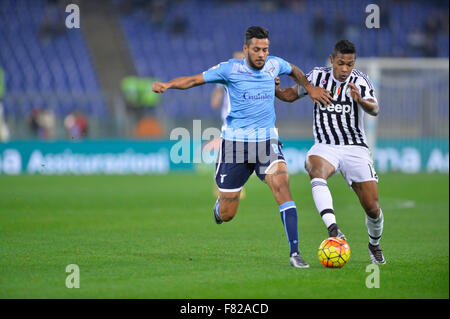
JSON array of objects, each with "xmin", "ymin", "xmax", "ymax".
[
  {"xmin": 305, "ymin": 157, "xmax": 334, "ymax": 179},
  {"xmin": 307, "ymin": 166, "xmax": 327, "ymax": 179},
  {"xmin": 220, "ymin": 207, "xmax": 237, "ymax": 222},
  {"xmin": 270, "ymin": 176, "xmax": 290, "ymax": 195},
  {"xmin": 222, "ymin": 215, "xmax": 234, "ymax": 222},
  {"xmin": 364, "ymin": 201, "xmax": 380, "ymax": 219},
  {"xmin": 304, "ymin": 160, "xmax": 313, "ymax": 176},
  {"xmin": 218, "ymin": 195, "xmax": 239, "ymax": 222},
  {"xmin": 276, "ymin": 183, "xmax": 291, "ymax": 197},
  {"xmin": 271, "ymin": 181, "xmax": 292, "ymax": 204}
]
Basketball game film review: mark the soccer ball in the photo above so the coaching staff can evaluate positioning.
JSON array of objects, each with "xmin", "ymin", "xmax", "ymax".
[{"xmin": 318, "ymin": 237, "xmax": 351, "ymax": 268}]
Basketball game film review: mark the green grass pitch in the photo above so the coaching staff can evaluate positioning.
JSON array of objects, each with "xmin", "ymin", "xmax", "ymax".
[{"xmin": 0, "ymin": 172, "xmax": 448, "ymax": 299}]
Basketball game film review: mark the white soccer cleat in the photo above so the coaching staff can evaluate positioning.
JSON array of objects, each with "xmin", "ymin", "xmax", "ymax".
[
  {"xmin": 213, "ymin": 198, "xmax": 223, "ymax": 224},
  {"xmin": 289, "ymin": 252, "xmax": 310, "ymax": 268}
]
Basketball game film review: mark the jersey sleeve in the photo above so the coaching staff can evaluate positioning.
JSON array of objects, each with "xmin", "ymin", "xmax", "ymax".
[
  {"xmin": 356, "ymin": 73, "xmax": 378, "ymax": 103},
  {"xmin": 297, "ymin": 69, "xmax": 315, "ymax": 98},
  {"xmin": 271, "ymin": 56, "xmax": 292, "ymax": 76},
  {"xmin": 202, "ymin": 61, "xmax": 232, "ymax": 84}
]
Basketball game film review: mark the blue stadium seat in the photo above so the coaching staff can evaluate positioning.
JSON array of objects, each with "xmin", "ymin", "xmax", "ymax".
[
  {"xmin": 117, "ymin": 0, "xmax": 448, "ymax": 120},
  {"xmin": 0, "ymin": 0, "xmax": 107, "ymax": 120}
]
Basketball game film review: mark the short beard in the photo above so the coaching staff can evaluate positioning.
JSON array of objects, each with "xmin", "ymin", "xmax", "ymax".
[{"xmin": 247, "ymin": 56, "xmax": 265, "ymax": 70}]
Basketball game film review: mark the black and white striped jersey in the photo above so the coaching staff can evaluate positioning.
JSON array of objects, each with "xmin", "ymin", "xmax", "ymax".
[{"xmin": 298, "ymin": 67, "xmax": 378, "ymax": 148}]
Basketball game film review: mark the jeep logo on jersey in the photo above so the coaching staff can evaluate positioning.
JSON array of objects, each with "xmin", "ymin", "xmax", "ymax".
[{"xmin": 318, "ymin": 101, "xmax": 352, "ymax": 114}]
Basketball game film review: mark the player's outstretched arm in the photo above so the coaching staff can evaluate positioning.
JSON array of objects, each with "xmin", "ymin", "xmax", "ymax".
[
  {"xmin": 152, "ymin": 73, "xmax": 205, "ymax": 93},
  {"xmin": 274, "ymin": 77, "xmax": 299, "ymax": 102},
  {"xmin": 289, "ymin": 63, "xmax": 332, "ymax": 106},
  {"xmin": 348, "ymin": 83, "xmax": 379, "ymax": 116}
]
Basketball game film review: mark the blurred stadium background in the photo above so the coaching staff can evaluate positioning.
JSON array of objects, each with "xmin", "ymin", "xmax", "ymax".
[{"xmin": 0, "ymin": 0, "xmax": 448, "ymax": 175}]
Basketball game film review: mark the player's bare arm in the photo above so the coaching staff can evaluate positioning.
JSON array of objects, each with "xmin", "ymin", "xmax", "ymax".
[
  {"xmin": 275, "ymin": 85, "xmax": 299, "ymax": 102},
  {"xmin": 152, "ymin": 73, "xmax": 205, "ymax": 93},
  {"xmin": 289, "ymin": 63, "xmax": 332, "ymax": 105},
  {"xmin": 348, "ymin": 82, "xmax": 379, "ymax": 116},
  {"xmin": 275, "ymin": 77, "xmax": 299, "ymax": 102}
]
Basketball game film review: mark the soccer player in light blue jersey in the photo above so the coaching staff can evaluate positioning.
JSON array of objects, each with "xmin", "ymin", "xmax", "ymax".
[{"xmin": 152, "ymin": 26, "xmax": 332, "ymax": 268}]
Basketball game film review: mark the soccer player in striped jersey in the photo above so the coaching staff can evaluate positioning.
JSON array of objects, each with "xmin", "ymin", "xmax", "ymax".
[
  {"xmin": 152, "ymin": 26, "xmax": 332, "ymax": 268},
  {"xmin": 275, "ymin": 40, "xmax": 386, "ymax": 264}
]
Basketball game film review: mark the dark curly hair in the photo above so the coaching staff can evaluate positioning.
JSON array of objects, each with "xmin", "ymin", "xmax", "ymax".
[
  {"xmin": 245, "ymin": 26, "xmax": 269, "ymax": 46},
  {"xmin": 332, "ymin": 40, "xmax": 356, "ymax": 57}
]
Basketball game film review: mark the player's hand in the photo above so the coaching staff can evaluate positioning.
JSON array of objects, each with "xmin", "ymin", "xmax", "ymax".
[
  {"xmin": 306, "ymin": 85, "xmax": 332, "ymax": 105},
  {"xmin": 348, "ymin": 83, "xmax": 361, "ymax": 103},
  {"xmin": 274, "ymin": 77, "xmax": 280, "ymax": 91},
  {"xmin": 152, "ymin": 81, "xmax": 170, "ymax": 93}
]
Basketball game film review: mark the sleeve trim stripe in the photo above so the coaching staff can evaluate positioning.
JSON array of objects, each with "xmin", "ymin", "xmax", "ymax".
[{"xmin": 353, "ymin": 70, "xmax": 374, "ymax": 90}]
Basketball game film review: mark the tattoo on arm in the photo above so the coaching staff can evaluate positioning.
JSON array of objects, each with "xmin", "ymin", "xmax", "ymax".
[
  {"xmin": 276, "ymin": 86, "xmax": 299, "ymax": 102},
  {"xmin": 289, "ymin": 64, "xmax": 311, "ymax": 91}
]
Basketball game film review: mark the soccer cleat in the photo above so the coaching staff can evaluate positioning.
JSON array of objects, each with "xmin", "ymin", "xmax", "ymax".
[
  {"xmin": 213, "ymin": 198, "xmax": 223, "ymax": 224},
  {"xmin": 336, "ymin": 229, "xmax": 347, "ymax": 241},
  {"xmin": 328, "ymin": 223, "xmax": 346, "ymax": 241},
  {"xmin": 289, "ymin": 252, "xmax": 310, "ymax": 268},
  {"xmin": 368, "ymin": 243, "xmax": 386, "ymax": 264}
]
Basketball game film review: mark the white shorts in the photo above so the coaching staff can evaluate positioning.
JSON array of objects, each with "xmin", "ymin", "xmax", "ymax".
[{"xmin": 306, "ymin": 143, "xmax": 378, "ymax": 188}]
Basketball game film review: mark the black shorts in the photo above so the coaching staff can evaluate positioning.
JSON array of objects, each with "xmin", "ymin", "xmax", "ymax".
[{"xmin": 215, "ymin": 139, "xmax": 286, "ymax": 192}]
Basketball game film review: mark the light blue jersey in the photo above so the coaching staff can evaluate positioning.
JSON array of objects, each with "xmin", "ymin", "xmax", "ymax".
[{"xmin": 202, "ymin": 56, "xmax": 292, "ymax": 142}]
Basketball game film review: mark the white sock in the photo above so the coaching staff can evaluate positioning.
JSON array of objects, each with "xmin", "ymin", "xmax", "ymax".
[
  {"xmin": 321, "ymin": 210, "xmax": 337, "ymax": 229},
  {"xmin": 311, "ymin": 178, "xmax": 336, "ymax": 228},
  {"xmin": 366, "ymin": 209, "xmax": 384, "ymax": 246}
]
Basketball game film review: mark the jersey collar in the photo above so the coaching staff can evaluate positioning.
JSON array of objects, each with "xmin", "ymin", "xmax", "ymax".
[{"xmin": 243, "ymin": 58, "xmax": 264, "ymax": 73}]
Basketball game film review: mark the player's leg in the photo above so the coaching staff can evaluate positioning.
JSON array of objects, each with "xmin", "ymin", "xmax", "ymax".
[
  {"xmin": 214, "ymin": 167, "xmax": 250, "ymax": 223},
  {"xmin": 213, "ymin": 139, "xmax": 252, "ymax": 224},
  {"xmin": 340, "ymin": 146, "xmax": 385, "ymax": 264},
  {"xmin": 264, "ymin": 161, "xmax": 308, "ymax": 268},
  {"xmin": 265, "ymin": 161, "xmax": 292, "ymax": 204},
  {"xmin": 352, "ymin": 180, "xmax": 385, "ymax": 264},
  {"xmin": 258, "ymin": 140, "xmax": 308, "ymax": 268},
  {"xmin": 213, "ymin": 190, "xmax": 241, "ymax": 223},
  {"xmin": 305, "ymin": 146, "xmax": 345, "ymax": 239}
]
